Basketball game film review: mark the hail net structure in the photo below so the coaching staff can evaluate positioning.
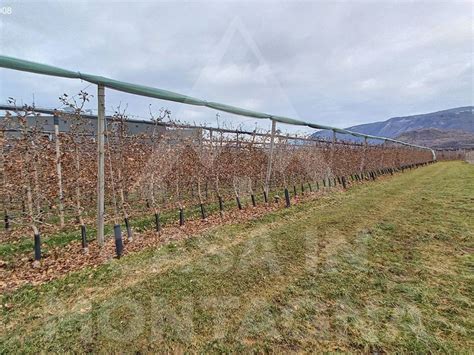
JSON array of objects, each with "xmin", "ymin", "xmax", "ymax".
[{"xmin": 0, "ymin": 55, "xmax": 435, "ymax": 251}]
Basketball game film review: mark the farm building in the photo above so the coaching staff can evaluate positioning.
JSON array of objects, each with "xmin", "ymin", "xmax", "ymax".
[{"xmin": 0, "ymin": 106, "xmax": 201, "ymax": 141}]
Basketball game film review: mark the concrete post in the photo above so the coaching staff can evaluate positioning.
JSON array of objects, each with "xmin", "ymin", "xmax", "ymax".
[
  {"xmin": 97, "ymin": 84, "xmax": 105, "ymax": 246},
  {"xmin": 264, "ymin": 120, "xmax": 277, "ymax": 199}
]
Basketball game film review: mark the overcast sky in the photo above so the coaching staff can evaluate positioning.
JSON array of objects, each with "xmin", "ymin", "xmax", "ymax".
[{"xmin": 0, "ymin": 0, "xmax": 472, "ymax": 133}]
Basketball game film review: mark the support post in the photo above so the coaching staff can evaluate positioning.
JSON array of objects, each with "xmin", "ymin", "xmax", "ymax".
[
  {"xmin": 97, "ymin": 84, "xmax": 105, "ymax": 246},
  {"xmin": 179, "ymin": 207, "xmax": 185, "ymax": 226},
  {"xmin": 331, "ymin": 130, "xmax": 336, "ymax": 159},
  {"xmin": 218, "ymin": 195, "xmax": 224, "ymax": 216},
  {"xmin": 81, "ymin": 224, "xmax": 88, "ymax": 253},
  {"xmin": 0, "ymin": 130, "xmax": 9, "ymax": 231},
  {"xmin": 359, "ymin": 136, "xmax": 368, "ymax": 174},
  {"xmin": 54, "ymin": 113, "xmax": 65, "ymax": 228},
  {"xmin": 341, "ymin": 176, "xmax": 347, "ymax": 189},
  {"xmin": 114, "ymin": 224, "xmax": 123, "ymax": 258},
  {"xmin": 329, "ymin": 129, "xmax": 336, "ymax": 178},
  {"xmin": 154, "ymin": 213, "xmax": 161, "ymax": 233},
  {"xmin": 284, "ymin": 188, "xmax": 291, "ymax": 208},
  {"xmin": 379, "ymin": 140, "xmax": 386, "ymax": 171},
  {"xmin": 264, "ymin": 120, "xmax": 277, "ymax": 200}
]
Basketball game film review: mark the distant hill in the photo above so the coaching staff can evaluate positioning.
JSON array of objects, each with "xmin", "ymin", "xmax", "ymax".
[
  {"xmin": 395, "ymin": 128, "xmax": 474, "ymax": 149},
  {"xmin": 312, "ymin": 107, "xmax": 474, "ymax": 148}
]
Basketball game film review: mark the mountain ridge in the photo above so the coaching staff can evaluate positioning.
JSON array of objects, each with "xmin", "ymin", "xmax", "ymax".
[
  {"xmin": 395, "ymin": 128, "xmax": 474, "ymax": 149},
  {"xmin": 312, "ymin": 107, "xmax": 474, "ymax": 144}
]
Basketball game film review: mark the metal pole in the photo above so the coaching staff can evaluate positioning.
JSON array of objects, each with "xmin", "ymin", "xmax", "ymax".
[
  {"xmin": 53, "ymin": 113, "xmax": 65, "ymax": 228},
  {"xmin": 360, "ymin": 136, "xmax": 368, "ymax": 173},
  {"xmin": 330, "ymin": 129, "xmax": 336, "ymax": 176},
  {"xmin": 0, "ymin": 129, "xmax": 9, "ymax": 231},
  {"xmin": 380, "ymin": 139, "xmax": 386, "ymax": 169},
  {"xmin": 97, "ymin": 84, "xmax": 105, "ymax": 246},
  {"xmin": 264, "ymin": 120, "xmax": 277, "ymax": 198}
]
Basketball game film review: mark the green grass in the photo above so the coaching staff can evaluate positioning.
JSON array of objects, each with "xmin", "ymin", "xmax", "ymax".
[
  {"xmin": 0, "ymin": 185, "xmax": 281, "ymax": 261},
  {"xmin": 1, "ymin": 161, "xmax": 473, "ymax": 352}
]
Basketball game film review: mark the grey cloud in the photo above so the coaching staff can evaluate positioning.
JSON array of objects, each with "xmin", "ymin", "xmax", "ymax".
[{"xmin": 0, "ymin": 0, "xmax": 471, "ymax": 133}]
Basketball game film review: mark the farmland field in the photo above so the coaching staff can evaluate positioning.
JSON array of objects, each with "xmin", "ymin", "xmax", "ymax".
[{"xmin": 1, "ymin": 161, "xmax": 473, "ymax": 352}]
